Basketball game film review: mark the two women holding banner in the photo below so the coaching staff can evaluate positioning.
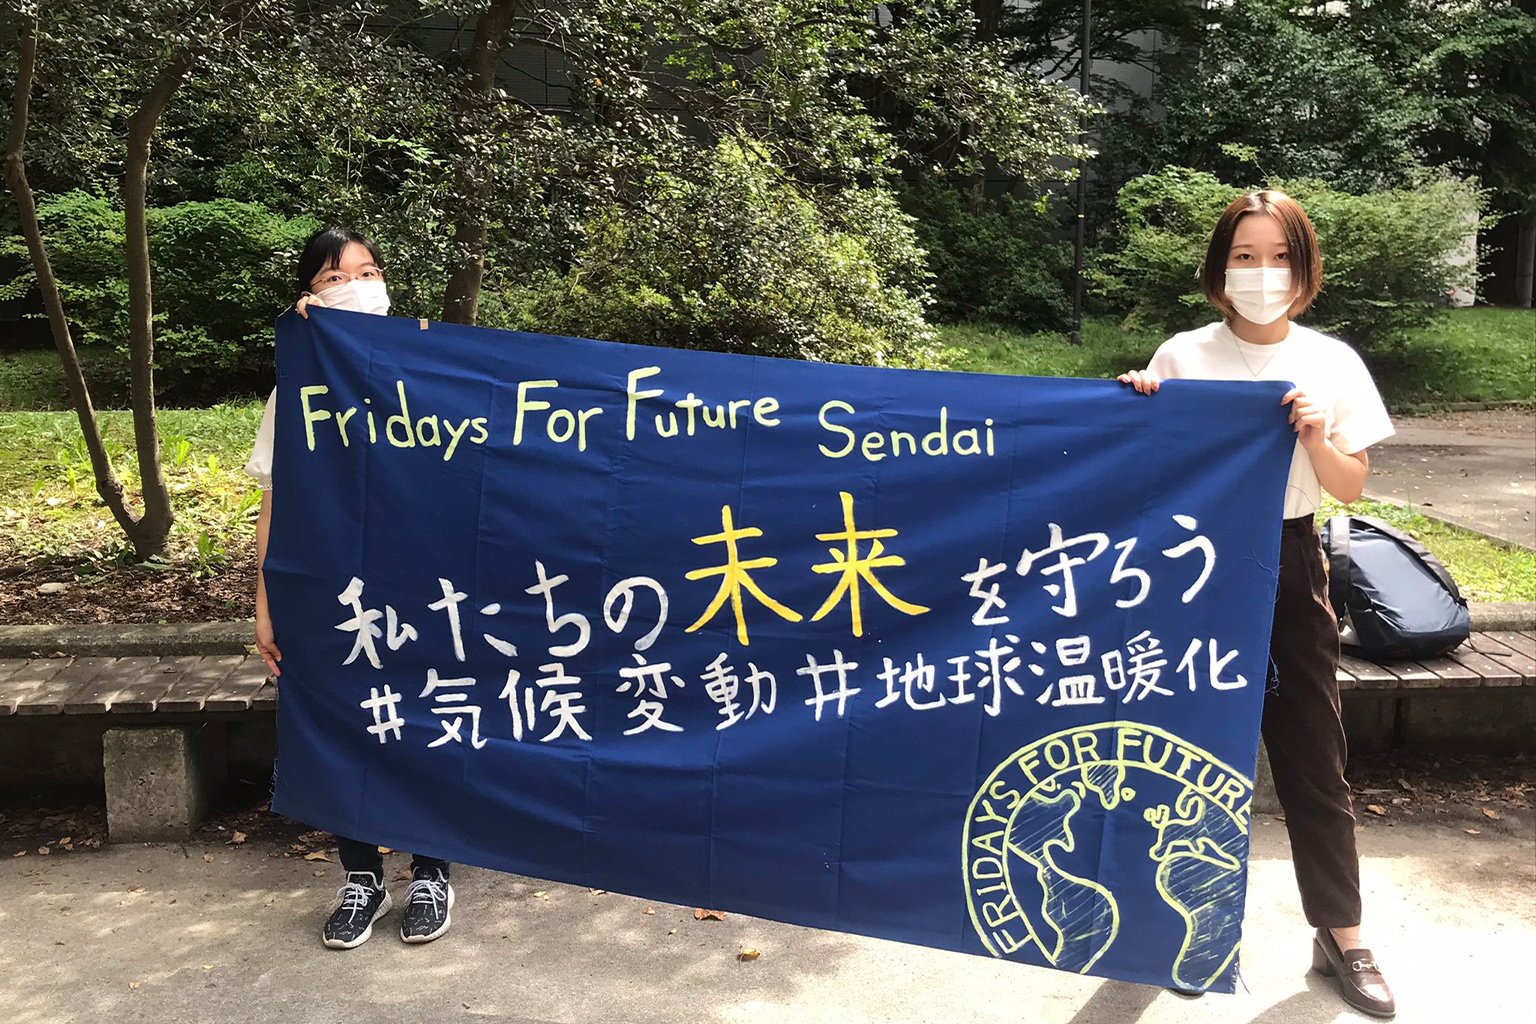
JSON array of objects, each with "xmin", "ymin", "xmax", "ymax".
[
  {"xmin": 1120, "ymin": 191, "xmax": 1397, "ymax": 1019},
  {"xmin": 254, "ymin": 200, "xmax": 1398, "ymax": 1015}
]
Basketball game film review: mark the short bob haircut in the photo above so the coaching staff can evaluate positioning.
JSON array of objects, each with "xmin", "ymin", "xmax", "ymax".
[
  {"xmin": 294, "ymin": 226, "xmax": 384, "ymax": 298},
  {"xmin": 1199, "ymin": 190, "xmax": 1322, "ymax": 321}
]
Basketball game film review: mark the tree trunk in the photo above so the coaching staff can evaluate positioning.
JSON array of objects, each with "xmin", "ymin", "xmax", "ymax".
[
  {"xmin": 4, "ymin": 13, "xmax": 139, "ymax": 540},
  {"xmin": 441, "ymin": 0, "xmax": 520, "ymax": 325},
  {"xmin": 972, "ymin": 0, "xmax": 1004, "ymax": 41},
  {"xmin": 1516, "ymin": 206, "xmax": 1535, "ymax": 309},
  {"xmin": 119, "ymin": 51, "xmax": 193, "ymax": 559}
]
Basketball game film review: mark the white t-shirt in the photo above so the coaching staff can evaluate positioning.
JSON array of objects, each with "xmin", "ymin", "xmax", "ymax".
[
  {"xmin": 244, "ymin": 388, "xmax": 277, "ymax": 490},
  {"xmin": 1146, "ymin": 321, "xmax": 1394, "ymax": 519}
]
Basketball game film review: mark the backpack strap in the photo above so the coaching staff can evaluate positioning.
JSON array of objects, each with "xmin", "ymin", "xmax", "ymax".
[
  {"xmin": 1326, "ymin": 515, "xmax": 1354, "ymax": 615},
  {"xmin": 1354, "ymin": 515, "xmax": 1468, "ymax": 604}
]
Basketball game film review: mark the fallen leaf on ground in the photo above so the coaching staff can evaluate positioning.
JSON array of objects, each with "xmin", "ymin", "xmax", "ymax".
[
  {"xmin": 1464, "ymin": 828, "xmax": 1481, "ymax": 835},
  {"xmin": 530, "ymin": 890, "xmax": 549, "ymax": 900},
  {"xmin": 304, "ymin": 851, "xmax": 330, "ymax": 862},
  {"xmin": 13, "ymin": 851, "xmax": 25, "ymax": 858},
  {"xmin": 229, "ymin": 832, "xmax": 247, "ymax": 845},
  {"xmin": 1482, "ymin": 808, "xmax": 1501, "ymax": 820},
  {"xmin": 642, "ymin": 906, "xmax": 656, "ymax": 915},
  {"xmin": 128, "ymin": 981, "xmax": 140, "ymax": 991},
  {"xmin": 128, "ymin": 885, "xmax": 145, "ymax": 894},
  {"xmin": 313, "ymin": 868, "xmax": 326, "ymax": 877},
  {"xmin": 38, "ymin": 847, "xmax": 50, "ymax": 856},
  {"xmin": 1364, "ymin": 804, "xmax": 1387, "ymax": 816},
  {"xmin": 58, "ymin": 836, "xmax": 71, "ymax": 845},
  {"xmin": 737, "ymin": 948, "xmax": 761, "ymax": 961},
  {"xmin": 589, "ymin": 888, "xmax": 607, "ymax": 896},
  {"xmin": 203, "ymin": 853, "xmax": 214, "ymax": 863},
  {"xmin": 1396, "ymin": 778, "xmax": 1415, "ymax": 792},
  {"xmin": 377, "ymin": 846, "xmax": 392, "ymax": 854},
  {"xmin": 694, "ymin": 909, "xmax": 726, "ymax": 921}
]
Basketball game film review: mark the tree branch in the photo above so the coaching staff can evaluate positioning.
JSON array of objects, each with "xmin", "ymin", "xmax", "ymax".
[
  {"xmin": 121, "ymin": 48, "xmax": 195, "ymax": 556},
  {"xmin": 443, "ymin": 0, "xmax": 521, "ymax": 324},
  {"xmin": 4, "ymin": 12, "xmax": 139, "ymax": 540}
]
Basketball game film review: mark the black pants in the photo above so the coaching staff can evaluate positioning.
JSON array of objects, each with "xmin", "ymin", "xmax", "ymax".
[
  {"xmin": 1262, "ymin": 516, "xmax": 1360, "ymax": 928},
  {"xmin": 336, "ymin": 835, "xmax": 450, "ymax": 882}
]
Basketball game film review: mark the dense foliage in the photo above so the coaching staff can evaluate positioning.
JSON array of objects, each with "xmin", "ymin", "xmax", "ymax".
[
  {"xmin": 0, "ymin": 192, "xmax": 316, "ymax": 399},
  {"xmin": 1094, "ymin": 166, "xmax": 1485, "ymax": 348}
]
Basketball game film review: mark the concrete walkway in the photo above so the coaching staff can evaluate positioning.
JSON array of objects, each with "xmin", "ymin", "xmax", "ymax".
[
  {"xmin": 1367, "ymin": 407, "xmax": 1535, "ymax": 548},
  {"xmin": 3, "ymin": 812, "xmax": 1532, "ymax": 1024}
]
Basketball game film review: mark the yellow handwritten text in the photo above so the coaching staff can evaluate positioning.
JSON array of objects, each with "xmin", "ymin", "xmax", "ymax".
[
  {"xmin": 299, "ymin": 382, "xmax": 488, "ymax": 461},
  {"xmin": 817, "ymin": 401, "xmax": 995, "ymax": 462}
]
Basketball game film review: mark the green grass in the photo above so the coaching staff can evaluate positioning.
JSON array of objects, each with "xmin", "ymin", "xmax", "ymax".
[
  {"xmin": 1366, "ymin": 307, "xmax": 1536, "ymax": 406},
  {"xmin": 932, "ymin": 316, "xmax": 1163, "ymax": 378},
  {"xmin": 0, "ymin": 348, "xmax": 134, "ymax": 412},
  {"xmin": 0, "ymin": 403, "xmax": 265, "ymax": 571},
  {"xmin": 1316, "ymin": 497, "xmax": 1536, "ymax": 604}
]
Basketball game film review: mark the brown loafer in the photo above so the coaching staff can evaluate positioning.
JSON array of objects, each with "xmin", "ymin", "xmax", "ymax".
[{"xmin": 1312, "ymin": 927, "xmax": 1396, "ymax": 1018}]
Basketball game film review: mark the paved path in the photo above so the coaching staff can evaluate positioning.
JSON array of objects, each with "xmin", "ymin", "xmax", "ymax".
[
  {"xmin": 1367, "ymin": 408, "xmax": 1535, "ymax": 548},
  {"xmin": 3, "ymin": 813, "xmax": 1532, "ymax": 1024}
]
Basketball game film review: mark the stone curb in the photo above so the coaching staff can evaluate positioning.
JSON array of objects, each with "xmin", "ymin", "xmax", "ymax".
[
  {"xmin": 2, "ymin": 606, "xmax": 1530, "ymax": 659},
  {"xmin": 0, "ymin": 621, "xmax": 252, "ymax": 658},
  {"xmin": 1467, "ymin": 602, "xmax": 1536, "ymax": 631}
]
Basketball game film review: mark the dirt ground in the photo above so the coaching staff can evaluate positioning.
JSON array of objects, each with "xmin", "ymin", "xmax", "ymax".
[{"xmin": 0, "ymin": 550, "xmax": 257, "ymax": 625}]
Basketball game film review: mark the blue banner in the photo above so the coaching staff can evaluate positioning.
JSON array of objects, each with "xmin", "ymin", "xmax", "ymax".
[{"xmin": 266, "ymin": 308, "xmax": 1293, "ymax": 991}]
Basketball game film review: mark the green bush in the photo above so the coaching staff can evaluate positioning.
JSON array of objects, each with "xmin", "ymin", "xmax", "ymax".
[
  {"xmin": 1093, "ymin": 167, "xmax": 1485, "ymax": 348},
  {"xmin": 484, "ymin": 140, "xmax": 936, "ymax": 368},
  {"xmin": 1, "ymin": 193, "xmax": 319, "ymax": 402},
  {"xmin": 897, "ymin": 179, "xmax": 1072, "ymax": 331}
]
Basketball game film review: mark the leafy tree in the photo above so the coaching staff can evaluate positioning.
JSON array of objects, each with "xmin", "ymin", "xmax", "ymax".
[
  {"xmin": 2, "ymin": 1, "xmax": 347, "ymax": 557},
  {"xmin": 1397, "ymin": 0, "xmax": 1535, "ymax": 306},
  {"xmin": 1095, "ymin": 165, "xmax": 1485, "ymax": 348},
  {"xmin": 898, "ymin": 178, "xmax": 1071, "ymax": 329},
  {"xmin": 491, "ymin": 138, "xmax": 934, "ymax": 366},
  {"xmin": 1101, "ymin": 0, "xmax": 1534, "ymax": 304},
  {"xmin": 1136, "ymin": 1, "xmax": 1428, "ymax": 193}
]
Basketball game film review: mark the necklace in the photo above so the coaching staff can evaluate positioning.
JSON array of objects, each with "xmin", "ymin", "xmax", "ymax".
[{"xmin": 1231, "ymin": 330, "xmax": 1283, "ymax": 378}]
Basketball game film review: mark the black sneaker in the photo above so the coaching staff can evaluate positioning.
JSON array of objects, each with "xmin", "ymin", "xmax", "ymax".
[
  {"xmin": 322, "ymin": 871, "xmax": 392, "ymax": 949},
  {"xmin": 400, "ymin": 867, "xmax": 454, "ymax": 944}
]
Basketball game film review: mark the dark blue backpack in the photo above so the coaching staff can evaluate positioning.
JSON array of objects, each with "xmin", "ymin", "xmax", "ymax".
[{"xmin": 1321, "ymin": 514, "xmax": 1471, "ymax": 662}]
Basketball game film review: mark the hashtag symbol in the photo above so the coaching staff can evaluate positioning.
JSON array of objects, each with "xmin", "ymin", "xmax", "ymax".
[{"xmin": 360, "ymin": 685, "xmax": 405, "ymax": 744}]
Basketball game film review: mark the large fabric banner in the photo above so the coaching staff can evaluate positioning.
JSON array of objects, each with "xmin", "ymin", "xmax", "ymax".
[{"xmin": 266, "ymin": 308, "xmax": 1294, "ymax": 991}]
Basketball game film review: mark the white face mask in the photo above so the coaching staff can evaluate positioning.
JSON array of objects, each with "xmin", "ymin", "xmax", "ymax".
[
  {"xmin": 312, "ymin": 279, "xmax": 391, "ymax": 316},
  {"xmin": 1224, "ymin": 267, "xmax": 1293, "ymax": 324}
]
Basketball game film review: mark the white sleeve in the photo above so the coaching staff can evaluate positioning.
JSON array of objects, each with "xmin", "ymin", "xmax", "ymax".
[
  {"xmin": 244, "ymin": 389, "xmax": 277, "ymax": 490},
  {"xmin": 1146, "ymin": 339, "xmax": 1178, "ymax": 379},
  {"xmin": 1329, "ymin": 349, "xmax": 1394, "ymax": 455}
]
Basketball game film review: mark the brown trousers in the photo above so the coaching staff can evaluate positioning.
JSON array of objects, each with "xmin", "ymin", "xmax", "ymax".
[{"xmin": 1261, "ymin": 516, "xmax": 1361, "ymax": 928}]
